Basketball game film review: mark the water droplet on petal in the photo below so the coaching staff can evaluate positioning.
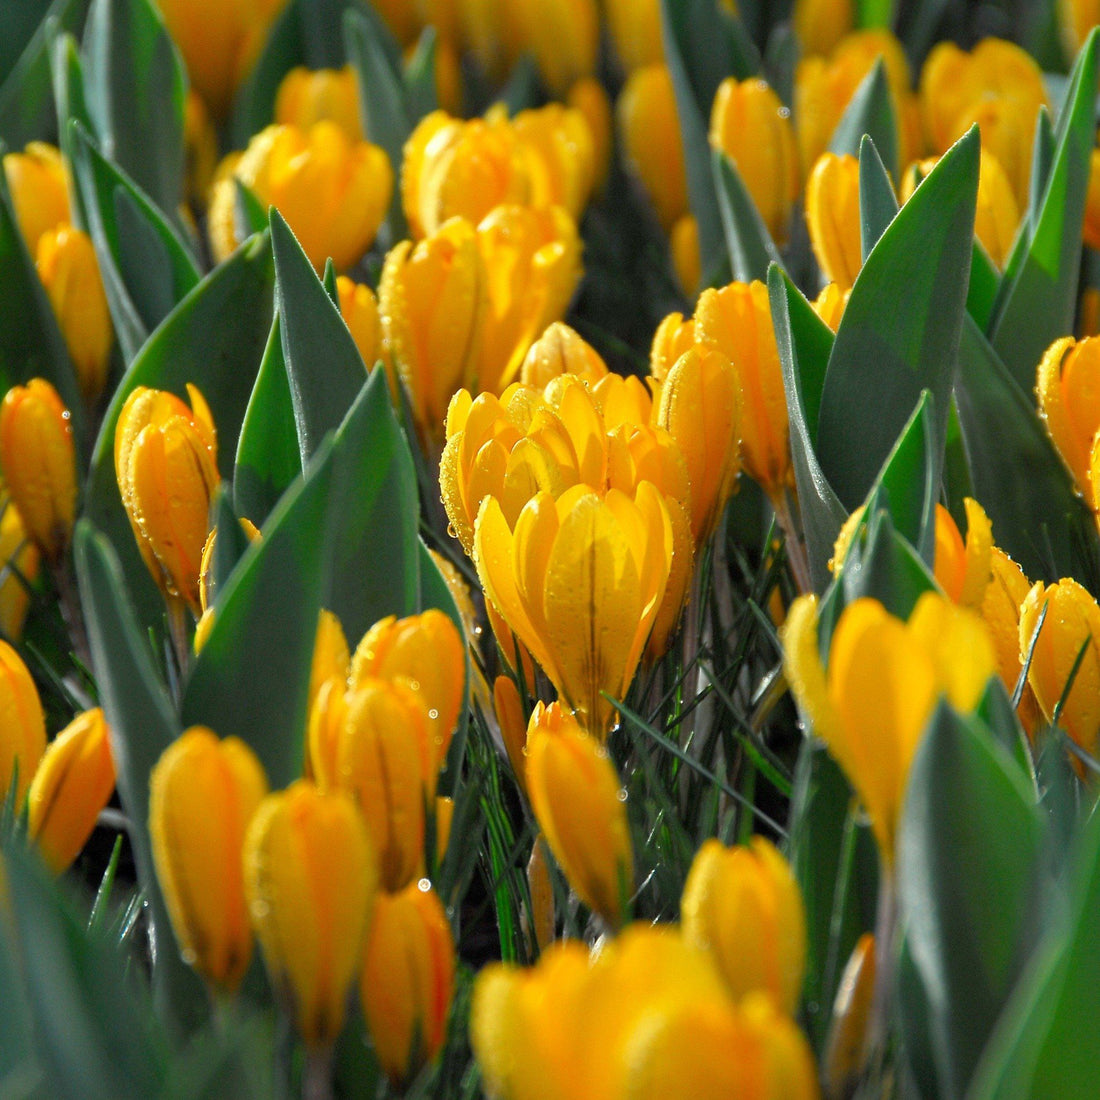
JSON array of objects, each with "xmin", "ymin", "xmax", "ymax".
[{"xmin": 417, "ymin": 877, "xmax": 432, "ymax": 892}]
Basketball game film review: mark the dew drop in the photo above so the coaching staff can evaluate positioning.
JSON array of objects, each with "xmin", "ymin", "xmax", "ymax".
[
  {"xmin": 251, "ymin": 900, "xmax": 270, "ymax": 919},
  {"xmin": 408, "ymin": 678, "xmax": 421, "ymax": 692},
  {"xmin": 778, "ymin": 106, "xmax": 791, "ymax": 120},
  {"xmin": 180, "ymin": 947, "xmax": 197, "ymax": 965},
  {"xmin": 428, "ymin": 708, "xmax": 439, "ymax": 720},
  {"xmin": 446, "ymin": 523, "xmax": 458, "ymax": 539},
  {"xmin": 616, "ymin": 788, "xmax": 628, "ymax": 802},
  {"xmin": 417, "ymin": 877, "xmax": 432, "ymax": 893}
]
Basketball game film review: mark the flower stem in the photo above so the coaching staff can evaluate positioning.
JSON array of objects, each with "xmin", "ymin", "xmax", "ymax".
[{"xmin": 772, "ymin": 488, "xmax": 813, "ymax": 595}]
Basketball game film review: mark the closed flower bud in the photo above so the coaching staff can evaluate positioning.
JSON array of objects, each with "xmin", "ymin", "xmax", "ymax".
[
  {"xmin": 336, "ymin": 276, "xmax": 382, "ymax": 371},
  {"xmin": 981, "ymin": 548, "xmax": 1040, "ymax": 734},
  {"xmin": 379, "ymin": 216, "xmax": 486, "ymax": 447},
  {"xmin": 475, "ymin": 484, "xmax": 672, "ymax": 735},
  {"xmin": 350, "ymin": 609, "xmax": 465, "ymax": 775},
  {"xmin": 709, "ymin": 78, "xmax": 800, "ymax": 245},
  {"xmin": 525, "ymin": 836, "xmax": 555, "ymax": 950},
  {"xmin": 1037, "ymin": 334, "xmax": 1100, "ymax": 495},
  {"xmin": 1020, "ymin": 578, "xmax": 1100, "ymax": 762},
  {"xmin": 512, "ymin": 104, "xmax": 595, "ymax": 221},
  {"xmin": 0, "ymin": 640, "xmax": 45, "ymax": 804},
  {"xmin": 525, "ymin": 702, "xmax": 633, "ymax": 926},
  {"xmin": 794, "ymin": 0, "xmax": 854, "ymax": 57},
  {"xmin": 157, "ymin": 0, "xmax": 290, "ymax": 120},
  {"xmin": 115, "ymin": 384, "xmax": 219, "ymax": 612},
  {"xmin": 244, "ymin": 780, "xmax": 377, "ymax": 1046},
  {"xmin": 475, "ymin": 204, "xmax": 583, "ymax": 396},
  {"xmin": 360, "ymin": 882, "xmax": 455, "ymax": 1085},
  {"xmin": 812, "ymin": 282, "xmax": 850, "ymax": 331},
  {"xmin": 198, "ymin": 517, "xmax": 261, "ymax": 613},
  {"xmin": 208, "ymin": 122, "xmax": 392, "ymax": 271},
  {"xmin": 520, "ymin": 322, "xmax": 607, "ymax": 389},
  {"xmin": 696, "ymin": 280, "xmax": 790, "ymax": 499},
  {"xmin": 0, "ymin": 500, "xmax": 39, "ymax": 641},
  {"xmin": 805, "ymin": 152, "xmax": 862, "ymax": 292},
  {"xmin": 150, "ymin": 726, "xmax": 268, "ymax": 992},
  {"xmin": 824, "ymin": 934, "xmax": 876, "ymax": 1100},
  {"xmin": 310, "ymin": 610, "xmax": 350, "ymax": 712},
  {"xmin": 336, "ymin": 679, "xmax": 433, "ymax": 891},
  {"xmin": 402, "ymin": 112, "xmax": 532, "ymax": 240},
  {"xmin": 670, "ymin": 214, "xmax": 701, "ymax": 299},
  {"xmin": 512, "ymin": 0, "xmax": 597, "ymax": 97},
  {"xmin": 567, "ymin": 78, "xmax": 612, "ymax": 196},
  {"xmin": 680, "ymin": 837, "xmax": 806, "ymax": 1014},
  {"xmin": 782, "ymin": 592, "xmax": 995, "ymax": 862},
  {"xmin": 0, "ymin": 380, "xmax": 76, "ymax": 562},
  {"xmin": 658, "ymin": 346, "xmax": 741, "ymax": 545},
  {"xmin": 932, "ymin": 499, "xmax": 993, "ymax": 608},
  {"xmin": 604, "ymin": 0, "xmax": 663, "ymax": 72},
  {"xmin": 617, "ymin": 65, "xmax": 689, "ymax": 232},
  {"xmin": 591, "ymin": 372, "xmax": 655, "ymax": 430},
  {"xmin": 275, "ymin": 66, "xmax": 362, "ymax": 142},
  {"xmin": 3, "ymin": 143, "xmax": 69, "ymax": 257},
  {"xmin": 650, "ymin": 312, "xmax": 696, "ymax": 383},
  {"xmin": 493, "ymin": 674, "xmax": 529, "ymax": 795},
  {"xmin": 28, "ymin": 708, "xmax": 114, "ymax": 875},
  {"xmin": 35, "ymin": 226, "xmax": 113, "ymax": 405}
]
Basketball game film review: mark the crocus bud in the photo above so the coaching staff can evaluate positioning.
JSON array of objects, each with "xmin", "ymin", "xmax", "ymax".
[
  {"xmin": 274, "ymin": 66, "xmax": 362, "ymax": 142},
  {"xmin": 526, "ymin": 836, "xmax": 555, "ymax": 951},
  {"xmin": 657, "ymin": 346, "xmax": 741, "ymax": 545},
  {"xmin": 3, "ymin": 143, "xmax": 69, "ymax": 256},
  {"xmin": 379, "ymin": 217, "xmax": 486, "ymax": 447},
  {"xmin": 805, "ymin": 152, "xmax": 862, "ymax": 292},
  {"xmin": 812, "ymin": 282, "xmax": 850, "ymax": 331},
  {"xmin": 932, "ymin": 499, "xmax": 993, "ymax": 608},
  {"xmin": 309, "ymin": 610, "xmax": 350, "ymax": 712},
  {"xmin": 115, "ymin": 384, "xmax": 219, "ymax": 613},
  {"xmin": 670, "ymin": 214, "xmax": 701, "ymax": 298},
  {"xmin": 794, "ymin": 0, "xmax": 854, "ymax": 56},
  {"xmin": 696, "ymin": 280, "xmax": 790, "ymax": 500},
  {"xmin": 0, "ymin": 380, "xmax": 76, "ymax": 563},
  {"xmin": 360, "ymin": 881, "xmax": 455, "ymax": 1085},
  {"xmin": 1020, "ymin": 578, "xmax": 1100, "ymax": 762},
  {"xmin": 650, "ymin": 312, "xmax": 696, "ymax": 383},
  {"xmin": 617, "ymin": 65, "xmax": 689, "ymax": 232},
  {"xmin": 512, "ymin": 0, "xmax": 597, "ymax": 97},
  {"xmin": 208, "ymin": 122, "xmax": 392, "ymax": 271},
  {"xmin": 824, "ymin": 933, "xmax": 876, "ymax": 1100},
  {"xmin": 244, "ymin": 780, "xmax": 377, "ymax": 1047},
  {"xmin": 680, "ymin": 837, "xmax": 806, "ymax": 1014},
  {"xmin": 198, "ymin": 517, "xmax": 261, "ymax": 613},
  {"xmin": 493, "ymin": 674, "xmax": 528, "ymax": 796},
  {"xmin": 567, "ymin": 78, "xmax": 612, "ymax": 196},
  {"xmin": 0, "ymin": 640, "xmax": 45, "ymax": 804},
  {"xmin": 604, "ymin": 0, "xmax": 663, "ymax": 72},
  {"xmin": 335, "ymin": 678, "xmax": 433, "ymax": 891},
  {"xmin": 336, "ymin": 276, "xmax": 382, "ymax": 371},
  {"xmin": 520, "ymin": 322, "xmax": 607, "ymax": 389},
  {"xmin": 709, "ymin": 78, "xmax": 800, "ymax": 245},
  {"xmin": 1037, "ymin": 334, "xmax": 1100, "ymax": 495},
  {"xmin": 474, "ymin": 484, "xmax": 673, "ymax": 736},
  {"xmin": 28, "ymin": 708, "xmax": 114, "ymax": 875},
  {"xmin": 782, "ymin": 591, "xmax": 995, "ymax": 863},
  {"xmin": 350, "ymin": 609, "xmax": 465, "ymax": 775},
  {"xmin": 35, "ymin": 226, "xmax": 113, "ymax": 405},
  {"xmin": 150, "ymin": 726, "xmax": 268, "ymax": 992},
  {"xmin": 981, "ymin": 548, "xmax": 1040, "ymax": 734},
  {"xmin": 0, "ymin": 501, "xmax": 39, "ymax": 641},
  {"xmin": 512, "ymin": 104, "xmax": 596, "ymax": 221},
  {"xmin": 157, "ymin": 0, "xmax": 291, "ymax": 120},
  {"xmin": 524, "ymin": 702, "xmax": 633, "ymax": 927}
]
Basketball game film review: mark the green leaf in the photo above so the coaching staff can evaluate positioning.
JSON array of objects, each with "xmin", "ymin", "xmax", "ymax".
[
  {"xmin": 967, "ymin": 238, "xmax": 1001, "ymax": 329},
  {"xmin": 234, "ymin": 179, "xmax": 268, "ymax": 240},
  {"xmin": 83, "ymin": 232, "xmax": 275, "ymax": 633},
  {"xmin": 856, "ymin": 0, "xmax": 894, "ymax": 25},
  {"xmin": 897, "ymin": 703, "xmax": 1045, "ymax": 1098},
  {"xmin": 0, "ymin": 161, "xmax": 87, "ymax": 450},
  {"xmin": 81, "ymin": 0, "xmax": 186, "ymax": 216},
  {"xmin": 0, "ymin": 0, "xmax": 88, "ymax": 148},
  {"xmin": 829, "ymin": 59, "xmax": 898, "ymax": 181},
  {"xmin": 816, "ymin": 126, "xmax": 979, "ymax": 510},
  {"xmin": 271, "ymin": 208, "xmax": 366, "ymax": 461},
  {"xmin": 182, "ymin": 438, "xmax": 333, "ymax": 789},
  {"xmin": 767, "ymin": 264, "xmax": 846, "ymax": 591},
  {"xmin": 975, "ymin": 677, "xmax": 1036, "ymax": 788},
  {"xmin": 2, "ymin": 843, "xmax": 170, "ymax": 1098},
  {"xmin": 785, "ymin": 740, "xmax": 878, "ymax": 1053},
  {"xmin": 73, "ymin": 522, "xmax": 208, "ymax": 1030},
  {"xmin": 321, "ymin": 369, "xmax": 420, "ymax": 642},
  {"xmin": 713, "ymin": 149, "xmax": 782, "ymax": 284},
  {"xmin": 234, "ymin": 312, "xmax": 302, "ymax": 524},
  {"xmin": 404, "ymin": 26, "xmax": 439, "ymax": 121},
  {"xmin": 345, "ymin": 6, "xmax": 410, "ymax": 240},
  {"xmin": 954, "ymin": 315, "xmax": 1100, "ymax": 583},
  {"xmin": 47, "ymin": 30, "xmax": 94, "ymax": 225},
  {"xmin": 68, "ymin": 122, "xmax": 201, "ymax": 361},
  {"xmin": 858, "ymin": 134, "xmax": 899, "ymax": 261},
  {"xmin": 209, "ymin": 489, "xmax": 252, "ymax": 602},
  {"xmin": 839, "ymin": 505, "xmax": 936, "ymax": 617},
  {"xmin": 1028, "ymin": 105, "xmax": 1057, "ymax": 216},
  {"xmin": 988, "ymin": 30, "xmax": 1100, "ymax": 390}
]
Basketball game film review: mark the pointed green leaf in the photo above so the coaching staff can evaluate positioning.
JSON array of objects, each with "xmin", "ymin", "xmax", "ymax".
[
  {"xmin": 829, "ymin": 59, "xmax": 898, "ymax": 180},
  {"xmin": 404, "ymin": 26, "xmax": 439, "ymax": 121},
  {"xmin": 873, "ymin": 390, "xmax": 937, "ymax": 563},
  {"xmin": 234, "ymin": 312, "xmax": 301, "ymax": 524},
  {"xmin": 858, "ymin": 133, "xmax": 899, "ymax": 261},
  {"xmin": 48, "ymin": 30, "xmax": 93, "ymax": 225},
  {"xmin": 817, "ymin": 126, "xmax": 979, "ymax": 509},
  {"xmin": 840, "ymin": 506, "xmax": 936, "ymax": 617},
  {"xmin": 271, "ymin": 208, "xmax": 366, "ymax": 461},
  {"xmin": 209, "ymin": 489, "xmax": 252, "ymax": 602},
  {"xmin": 713, "ymin": 149, "xmax": 782, "ymax": 283},
  {"xmin": 967, "ymin": 238, "xmax": 1001, "ymax": 329},
  {"xmin": 81, "ymin": 0, "xmax": 186, "ymax": 215},
  {"xmin": 954, "ymin": 315, "xmax": 1100, "ymax": 582},
  {"xmin": 768, "ymin": 264, "xmax": 846, "ymax": 591},
  {"xmin": 898, "ymin": 703, "xmax": 1045, "ymax": 1098},
  {"xmin": 989, "ymin": 30, "xmax": 1099, "ymax": 389},
  {"xmin": 73, "ymin": 521, "xmax": 208, "ymax": 1029},
  {"xmin": 182, "ymin": 441, "xmax": 334, "ymax": 788},
  {"xmin": 1028, "ymin": 105, "xmax": 1057, "ymax": 217},
  {"xmin": 83, "ymin": 232, "xmax": 275, "ymax": 632},
  {"xmin": 497, "ymin": 54, "xmax": 540, "ymax": 115},
  {"xmin": 234, "ymin": 179, "xmax": 268, "ymax": 240}
]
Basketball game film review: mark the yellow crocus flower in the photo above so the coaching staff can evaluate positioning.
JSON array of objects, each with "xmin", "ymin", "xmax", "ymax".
[
  {"xmin": 511, "ymin": 0, "xmax": 597, "ymax": 97},
  {"xmin": 567, "ymin": 78, "xmax": 612, "ymax": 196},
  {"xmin": 274, "ymin": 66, "xmax": 362, "ymax": 142},
  {"xmin": 782, "ymin": 592, "xmax": 995, "ymax": 863},
  {"xmin": 244, "ymin": 780, "xmax": 377, "ymax": 1047},
  {"xmin": 308, "ymin": 609, "xmax": 350, "ymax": 714},
  {"xmin": 520, "ymin": 322, "xmax": 608, "ymax": 390},
  {"xmin": 0, "ymin": 380, "xmax": 76, "ymax": 563},
  {"xmin": 512, "ymin": 104, "xmax": 596, "ymax": 221},
  {"xmin": 793, "ymin": 0, "xmax": 854, "ymax": 57},
  {"xmin": 805, "ymin": 152, "xmax": 863, "ymax": 292},
  {"xmin": 0, "ymin": 640, "xmax": 45, "ymax": 804},
  {"xmin": 2, "ymin": 143, "xmax": 69, "ymax": 257},
  {"xmin": 0, "ymin": 500, "xmax": 39, "ymax": 641},
  {"xmin": 1037, "ymin": 334, "xmax": 1100, "ymax": 495},
  {"xmin": 649, "ymin": 312, "xmax": 696, "ymax": 383},
  {"xmin": 149, "ymin": 726, "xmax": 268, "ymax": 992}
]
